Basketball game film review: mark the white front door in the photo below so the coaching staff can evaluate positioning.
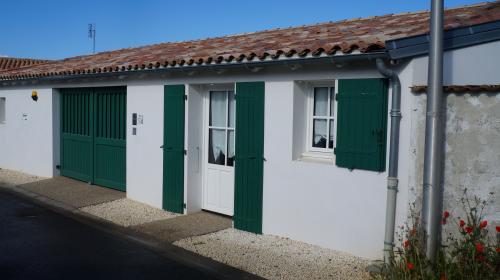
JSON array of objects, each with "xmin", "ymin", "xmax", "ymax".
[{"xmin": 202, "ymin": 89, "xmax": 235, "ymax": 216}]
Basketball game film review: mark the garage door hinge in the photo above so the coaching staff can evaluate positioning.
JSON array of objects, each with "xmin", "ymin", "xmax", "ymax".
[
  {"xmin": 184, "ymin": 94, "xmax": 187, "ymax": 100},
  {"xmin": 183, "ymin": 203, "xmax": 186, "ymax": 209},
  {"xmin": 184, "ymin": 149, "xmax": 187, "ymax": 155}
]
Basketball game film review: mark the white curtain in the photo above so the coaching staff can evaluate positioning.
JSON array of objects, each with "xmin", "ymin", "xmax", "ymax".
[
  {"xmin": 210, "ymin": 91, "xmax": 226, "ymax": 127},
  {"xmin": 314, "ymin": 87, "xmax": 328, "ymax": 116},
  {"xmin": 209, "ymin": 129, "xmax": 226, "ymax": 165},
  {"xmin": 313, "ymin": 119, "xmax": 327, "ymax": 148}
]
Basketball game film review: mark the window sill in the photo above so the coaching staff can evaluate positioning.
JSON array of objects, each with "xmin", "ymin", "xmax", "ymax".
[{"xmin": 297, "ymin": 151, "xmax": 334, "ymax": 165}]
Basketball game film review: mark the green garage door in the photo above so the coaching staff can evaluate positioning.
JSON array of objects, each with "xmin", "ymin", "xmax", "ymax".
[{"xmin": 60, "ymin": 87, "xmax": 127, "ymax": 191}]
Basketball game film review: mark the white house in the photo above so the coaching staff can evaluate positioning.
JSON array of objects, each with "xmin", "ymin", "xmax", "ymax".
[{"xmin": 1, "ymin": 2, "xmax": 499, "ymax": 259}]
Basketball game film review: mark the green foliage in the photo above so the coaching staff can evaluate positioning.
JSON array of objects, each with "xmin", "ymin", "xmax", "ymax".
[{"xmin": 374, "ymin": 190, "xmax": 500, "ymax": 280}]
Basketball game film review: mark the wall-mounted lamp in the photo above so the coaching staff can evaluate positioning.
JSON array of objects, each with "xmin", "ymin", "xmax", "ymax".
[{"xmin": 31, "ymin": 90, "xmax": 38, "ymax": 101}]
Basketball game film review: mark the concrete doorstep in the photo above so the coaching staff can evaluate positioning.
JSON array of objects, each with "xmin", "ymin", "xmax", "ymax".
[{"xmin": 0, "ymin": 169, "xmax": 370, "ymax": 280}]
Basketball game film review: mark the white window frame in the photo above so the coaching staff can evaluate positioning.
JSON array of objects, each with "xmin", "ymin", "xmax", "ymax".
[
  {"xmin": 304, "ymin": 81, "xmax": 338, "ymax": 159},
  {"xmin": 0, "ymin": 97, "xmax": 5, "ymax": 124}
]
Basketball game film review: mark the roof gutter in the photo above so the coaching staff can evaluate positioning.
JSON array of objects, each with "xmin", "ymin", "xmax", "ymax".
[
  {"xmin": 0, "ymin": 52, "xmax": 387, "ymax": 87},
  {"xmin": 376, "ymin": 58, "xmax": 401, "ymax": 264}
]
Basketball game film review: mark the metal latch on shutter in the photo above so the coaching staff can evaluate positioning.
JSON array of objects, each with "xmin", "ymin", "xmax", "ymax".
[{"xmin": 372, "ymin": 129, "xmax": 384, "ymax": 145}]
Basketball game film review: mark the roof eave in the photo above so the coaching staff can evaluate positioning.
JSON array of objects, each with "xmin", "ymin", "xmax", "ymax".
[{"xmin": 0, "ymin": 51, "xmax": 388, "ymax": 87}]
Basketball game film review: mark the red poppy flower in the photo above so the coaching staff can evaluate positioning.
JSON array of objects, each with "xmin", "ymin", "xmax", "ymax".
[
  {"xmin": 475, "ymin": 243, "xmax": 484, "ymax": 253},
  {"xmin": 407, "ymin": 262, "xmax": 414, "ymax": 270},
  {"xmin": 480, "ymin": 220, "xmax": 487, "ymax": 228},
  {"xmin": 443, "ymin": 211, "xmax": 450, "ymax": 219},
  {"xmin": 403, "ymin": 240, "xmax": 410, "ymax": 248},
  {"xmin": 459, "ymin": 220, "xmax": 465, "ymax": 227},
  {"xmin": 496, "ymin": 226, "xmax": 500, "ymax": 232},
  {"xmin": 496, "ymin": 247, "xmax": 500, "ymax": 253},
  {"xmin": 476, "ymin": 254, "xmax": 485, "ymax": 262},
  {"xmin": 465, "ymin": 226, "xmax": 473, "ymax": 234}
]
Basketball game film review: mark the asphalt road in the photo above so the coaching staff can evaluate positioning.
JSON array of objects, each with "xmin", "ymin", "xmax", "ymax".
[{"xmin": 0, "ymin": 189, "xmax": 220, "ymax": 280}]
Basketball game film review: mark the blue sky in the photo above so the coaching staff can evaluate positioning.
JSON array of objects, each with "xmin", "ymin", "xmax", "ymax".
[{"xmin": 0, "ymin": 0, "xmax": 486, "ymax": 59}]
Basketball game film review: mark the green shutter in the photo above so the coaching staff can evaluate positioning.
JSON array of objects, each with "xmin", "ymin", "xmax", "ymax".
[
  {"xmin": 234, "ymin": 81, "xmax": 265, "ymax": 234},
  {"xmin": 334, "ymin": 79, "xmax": 388, "ymax": 172},
  {"xmin": 163, "ymin": 84, "xmax": 185, "ymax": 213}
]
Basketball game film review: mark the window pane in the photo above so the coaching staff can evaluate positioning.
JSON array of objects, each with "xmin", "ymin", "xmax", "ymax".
[
  {"xmin": 227, "ymin": 130, "xmax": 235, "ymax": 166},
  {"xmin": 329, "ymin": 119, "xmax": 334, "ymax": 149},
  {"xmin": 330, "ymin": 87, "xmax": 335, "ymax": 117},
  {"xmin": 210, "ymin": 91, "xmax": 226, "ymax": 127},
  {"xmin": 208, "ymin": 129, "xmax": 226, "ymax": 165},
  {"xmin": 313, "ymin": 87, "xmax": 328, "ymax": 116},
  {"xmin": 228, "ymin": 91, "xmax": 235, "ymax": 128},
  {"xmin": 312, "ymin": 119, "xmax": 327, "ymax": 148}
]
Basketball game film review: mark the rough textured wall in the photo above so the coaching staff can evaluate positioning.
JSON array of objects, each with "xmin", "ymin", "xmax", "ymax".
[{"xmin": 409, "ymin": 92, "xmax": 500, "ymax": 225}]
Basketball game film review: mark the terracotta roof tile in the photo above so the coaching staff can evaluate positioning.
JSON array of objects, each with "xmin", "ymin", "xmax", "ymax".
[
  {"xmin": 411, "ymin": 85, "xmax": 500, "ymax": 93},
  {"xmin": 1, "ymin": 1, "xmax": 499, "ymax": 81},
  {"xmin": 0, "ymin": 57, "xmax": 50, "ymax": 71}
]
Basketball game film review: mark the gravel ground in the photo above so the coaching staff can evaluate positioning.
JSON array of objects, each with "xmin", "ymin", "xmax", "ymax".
[
  {"xmin": 80, "ymin": 198, "xmax": 179, "ymax": 227},
  {"xmin": 174, "ymin": 228, "xmax": 370, "ymax": 280},
  {"xmin": 0, "ymin": 168, "xmax": 44, "ymax": 188}
]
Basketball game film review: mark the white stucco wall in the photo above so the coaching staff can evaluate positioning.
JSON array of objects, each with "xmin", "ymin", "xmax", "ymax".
[
  {"xmin": 125, "ymin": 83, "xmax": 165, "ymax": 208},
  {"xmin": 0, "ymin": 87, "xmax": 57, "ymax": 177},
  {"xmin": 262, "ymin": 64, "xmax": 414, "ymax": 258},
  {"xmin": 411, "ymin": 40, "xmax": 500, "ymax": 85}
]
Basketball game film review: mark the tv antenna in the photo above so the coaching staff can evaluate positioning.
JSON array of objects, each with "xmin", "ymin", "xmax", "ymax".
[{"xmin": 88, "ymin": 23, "xmax": 96, "ymax": 54}]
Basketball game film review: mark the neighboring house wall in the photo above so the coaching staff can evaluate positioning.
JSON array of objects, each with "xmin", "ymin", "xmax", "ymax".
[
  {"xmin": 0, "ymin": 87, "xmax": 57, "ymax": 177},
  {"xmin": 409, "ymin": 40, "xmax": 500, "ymax": 224}
]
